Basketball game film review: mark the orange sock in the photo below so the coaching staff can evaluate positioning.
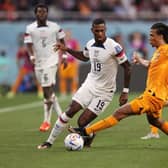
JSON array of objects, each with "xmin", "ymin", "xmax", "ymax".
[
  {"xmin": 86, "ymin": 116, "xmax": 118, "ymax": 135},
  {"xmin": 150, "ymin": 125, "xmax": 158, "ymax": 134},
  {"xmin": 161, "ymin": 121, "xmax": 168, "ymax": 135},
  {"xmin": 150, "ymin": 109, "xmax": 161, "ymax": 134}
]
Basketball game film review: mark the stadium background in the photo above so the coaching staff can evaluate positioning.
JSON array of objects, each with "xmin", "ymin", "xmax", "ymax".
[{"xmin": 0, "ymin": 0, "xmax": 168, "ymax": 92}]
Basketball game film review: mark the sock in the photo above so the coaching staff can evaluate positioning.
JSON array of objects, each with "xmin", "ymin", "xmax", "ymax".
[
  {"xmin": 85, "ymin": 116, "xmax": 118, "ymax": 135},
  {"xmin": 52, "ymin": 94, "xmax": 62, "ymax": 116},
  {"xmin": 43, "ymin": 99, "xmax": 53, "ymax": 123},
  {"xmin": 161, "ymin": 121, "xmax": 168, "ymax": 135},
  {"xmin": 47, "ymin": 112, "xmax": 70, "ymax": 144},
  {"xmin": 150, "ymin": 125, "xmax": 158, "ymax": 134}
]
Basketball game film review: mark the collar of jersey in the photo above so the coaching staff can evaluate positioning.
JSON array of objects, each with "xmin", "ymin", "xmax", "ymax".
[{"xmin": 91, "ymin": 42, "xmax": 105, "ymax": 49}]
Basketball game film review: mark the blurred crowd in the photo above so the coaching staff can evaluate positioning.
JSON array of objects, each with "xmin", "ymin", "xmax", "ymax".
[
  {"xmin": 0, "ymin": 0, "xmax": 168, "ymax": 20},
  {"xmin": 0, "ymin": 30, "xmax": 148, "ymax": 96}
]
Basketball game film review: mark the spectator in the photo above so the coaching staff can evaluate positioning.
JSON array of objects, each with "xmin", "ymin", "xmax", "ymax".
[
  {"xmin": 128, "ymin": 31, "xmax": 148, "ymax": 60},
  {"xmin": 0, "ymin": 49, "xmax": 10, "ymax": 96},
  {"xmin": 7, "ymin": 33, "xmax": 43, "ymax": 99},
  {"xmin": 59, "ymin": 30, "xmax": 80, "ymax": 98},
  {"xmin": 0, "ymin": 0, "xmax": 16, "ymax": 20}
]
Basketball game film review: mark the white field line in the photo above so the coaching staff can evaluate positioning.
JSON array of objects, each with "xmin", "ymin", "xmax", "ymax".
[
  {"xmin": 0, "ymin": 96, "xmax": 69, "ymax": 114},
  {"xmin": 0, "ymin": 101, "xmax": 42, "ymax": 114}
]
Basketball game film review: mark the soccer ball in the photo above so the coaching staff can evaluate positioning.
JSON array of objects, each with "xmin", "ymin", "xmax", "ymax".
[{"xmin": 64, "ymin": 133, "xmax": 84, "ymax": 151}]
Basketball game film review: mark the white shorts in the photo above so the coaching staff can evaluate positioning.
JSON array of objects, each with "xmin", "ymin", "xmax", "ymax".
[
  {"xmin": 35, "ymin": 65, "xmax": 58, "ymax": 87},
  {"xmin": 72, "ymin": 84, "xmax": 114, "ymax": 115}
]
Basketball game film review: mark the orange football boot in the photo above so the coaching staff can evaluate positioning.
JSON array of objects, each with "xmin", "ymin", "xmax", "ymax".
[{"xmin": 39, "ymin": 122, "xmax": 51, "ymax": 132}]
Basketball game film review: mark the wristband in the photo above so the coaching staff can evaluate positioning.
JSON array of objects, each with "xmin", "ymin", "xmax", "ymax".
[
  {"xmin": 30, "ymin": 55, "xmax": 35, "ymax": 60},
  {"xmin": 123, "ymin": 88, "xmax": 129, "ymax": 93},
  {"xmin": 62, "ymin": 54, "xmax": 68, "ymax": 59}
]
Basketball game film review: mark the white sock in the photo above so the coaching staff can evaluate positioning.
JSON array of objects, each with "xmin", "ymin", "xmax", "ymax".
[
  {"xmin": 43, "ymin": 99, "xmax": 53, "ymax": 123},
  {"xmin": 52, "ymin": 94, "xmax": 62, "ymax": 117},
  {"xmin": 47, "ymin": 112, "xmax": 70, "ymax": 144}
]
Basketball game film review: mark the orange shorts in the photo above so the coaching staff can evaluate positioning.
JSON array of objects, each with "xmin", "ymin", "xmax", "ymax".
[
  {"xmin": 130, "ymin": 91, "xmax": 164, "ymax": 118},
  {"xmin": 59, "ymin": 62, "xmax": 78, "ymax": 78}
]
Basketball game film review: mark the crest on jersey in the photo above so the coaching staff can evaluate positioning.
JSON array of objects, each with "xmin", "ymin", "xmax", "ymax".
[
  {"xmin": 94, "ymin": 50, "xmax": 99, "ymax": 57},
  {"xmin": 114, "ymin": 45, "xmax": 122, "ymax": 54},
  {"xmin": 43, "ymin": 74, "xmax": 48, "ymax": 82}
]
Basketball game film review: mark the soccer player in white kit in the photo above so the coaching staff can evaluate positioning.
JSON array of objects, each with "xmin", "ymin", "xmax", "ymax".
[
  {"xmin": 24, "ymin": 4, "xmax": 67, "ymax": 132},
  {"xmin": 38, "ymin": 18, "xmax": 131, "ymax": 149}
]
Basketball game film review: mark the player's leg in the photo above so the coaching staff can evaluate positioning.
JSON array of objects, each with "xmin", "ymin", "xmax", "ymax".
[
  {"xmin": 146, "ymin": 113, "xmax": 168, "ymax": 135},
  {"xmin": 38, "ymin": 82, "xmax": 92, "ymax": 149},
  {"xmin": 83, "ymin": 94, "xmax": 148, "ymax": 135},
  {"xmin": 70, "ymin": 62, "xmax": 78, "ymax": 94},
  {"xmin": 76, "ymin": 96, "xmax": 112, "ymax": 147},
  {"xmin": 85, "ymin": 103, "xmax": 134, "ymax": 135},
  {"xmin": 35, "ymin": 66, "xmax": 60, "ymax": 131},
  {"xmin": 59, "ymin": 64, "xmax": 67, "ymax": 97},
  {"xmin": 141, "ymin": 109, "xmax": 161, "ymax": 139},
  {"xmin": 50, "ymin": 65, "xmax": 63, "ymax": 116},
  {"xmin": 76, "ymin": 109, "xmax": 97, "ymax": 147},
  {"xmin": 38, "ymin": 100, "xmax": 82, "ymax": 149},
  {"xmin": 39, "ymin": 86, "xmax": 54, "ymax": 131},
  {"xmin": 7, "ymin": 67, "xmax": 27, "ymax": 98},
  {"xmin": 34, "ymin": 77, "xmax": 43, "ymax": 99}
]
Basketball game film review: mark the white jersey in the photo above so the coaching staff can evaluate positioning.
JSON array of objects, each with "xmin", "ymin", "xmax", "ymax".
[
  {"xmin": 24, "ymin": 21, "xmax": 65, "ymax": 69},
  {"xmin": 82, "ymin": 37, "xmax": 128, "ymax": 96}
]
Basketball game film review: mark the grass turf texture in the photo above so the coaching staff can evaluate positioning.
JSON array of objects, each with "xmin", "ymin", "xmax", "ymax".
[{"xmin": 0, "ymin": 93, "xmax": 168, "ymax": 168}]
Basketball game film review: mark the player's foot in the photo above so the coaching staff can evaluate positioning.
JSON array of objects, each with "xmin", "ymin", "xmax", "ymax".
[
  {"xmin": 37, "ymin": 142, "xmax": 52, "ymax": 149},
  {"xmin": 68, "ymin": 126, "xmax": 94, "ymax": 147},
  {"xmin": 39, "ymin": 122, "xmax": 51, "ymax": 132},
  {"xmin": 6, "ymin": 91, "xmax": 15, "ymax": 99},
  {"xmin": 68, "ymin": 126, "xmax": 87, "ymax": 136},
  {"xmin": 84, "ymin": 133, "xmax": 96, "ymax": 147},
  {"xmin": 141, "ymin": 132, "xmax": 160, "ymax": 140}
]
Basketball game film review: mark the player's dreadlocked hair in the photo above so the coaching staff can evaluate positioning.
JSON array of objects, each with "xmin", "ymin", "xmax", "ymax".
[
  {"xmin": 151, "ymin": 23, "xmax": 168, "ymax": 43},
  {"xmin": 92, "ymin": 18, "xmax": 106, "ymax": 27},
  {"xmin": 34, "ymin": 3, "xmax": 48, "ymax": 14}
]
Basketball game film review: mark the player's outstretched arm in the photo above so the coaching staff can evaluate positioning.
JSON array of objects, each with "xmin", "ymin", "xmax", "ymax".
[
  {"xmin": 119, "ymin": 60, "xmax": 131, "ymax": 106},
  {"xmin": 132, "ymin": 52, "xmax": 150, "ymax": 67},
  {"xmin": 54, "ymin": 42, "xmax": 89, "ymax": 62}
]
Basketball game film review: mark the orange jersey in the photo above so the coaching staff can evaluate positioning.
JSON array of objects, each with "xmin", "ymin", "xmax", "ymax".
[{"xmin": 146, "ymin": 44, "xmax": 168, "ymax": 101}]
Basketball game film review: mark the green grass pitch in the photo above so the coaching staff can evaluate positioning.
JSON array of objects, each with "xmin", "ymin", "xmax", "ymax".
[{"xmin": 0, "ymin": 93, "xmax": 168, "ymax": 168}]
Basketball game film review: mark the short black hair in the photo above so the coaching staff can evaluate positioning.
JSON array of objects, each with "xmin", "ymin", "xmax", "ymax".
[
  {"xmin": 151, "ymin": 23, "xmax": 168, "ymax": 43},
  {"xmin": 92, "ymin": 18, "xmax": 105, "ymax": 27},
  {"xmin": 34, "ymin": 3, "xmax": 48, "ymax": 14}
]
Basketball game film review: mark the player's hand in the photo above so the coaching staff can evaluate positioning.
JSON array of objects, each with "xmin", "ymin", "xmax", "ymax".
[
  {"xmin": 30, "ymin": 55, "xmax": 35, "ymax": 64},
  {"xmin": 61, "ymin": 58, "xmax": 68, "ymax": 69},
  {"xmin": 119, "ymin": 92, "xmax": 128, "ymax": 106},
  {"xmin": 53, "ymin": 42, "xmax": 67, "ymax": 52},
  {"xmin": 132, "ymin": 52, "xmax": 141, "ymax": 64}
]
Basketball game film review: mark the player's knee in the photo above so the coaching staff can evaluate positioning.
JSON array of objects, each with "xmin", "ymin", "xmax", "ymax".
[
  {"xmin": 113, "ymin": 109, "xmax": 125, "ymax": 121},
  {"xmin": 148, "ymin": 119, "xmax": 159, "ymax": 128},
  {"xmin": 65, "ymin": 102, "xmax": 80, "ymax": 118},
  {"xmin": 77, "ymin": 116, "xmax": 88, "ymax": 127},
  {"xmin": 113, "ymin": 105, "xmax": 131, "ymax": 121},
  {"xmin": 43, "ymin": 91, "xmax": 51, "ymax": 99}
]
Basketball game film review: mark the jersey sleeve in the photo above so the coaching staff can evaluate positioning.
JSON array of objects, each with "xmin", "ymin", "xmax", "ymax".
[
  {"xmin": 83, "ymin": 41, "xmax": 90, "ymax": 58},
  {"xmin": 24, "ymin": 26, "xmax": 32, "ymax": 44},
  {"xmin": 83, "ymin": 46, "xmax": 89, "ymax": 58},
  {"xmin": 56, "ymin": 26, "xmax": 65, "ymax": 40},
  {"xmin": 113, "ymin": 44, "xmax": 128, "ymax": 64}
]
